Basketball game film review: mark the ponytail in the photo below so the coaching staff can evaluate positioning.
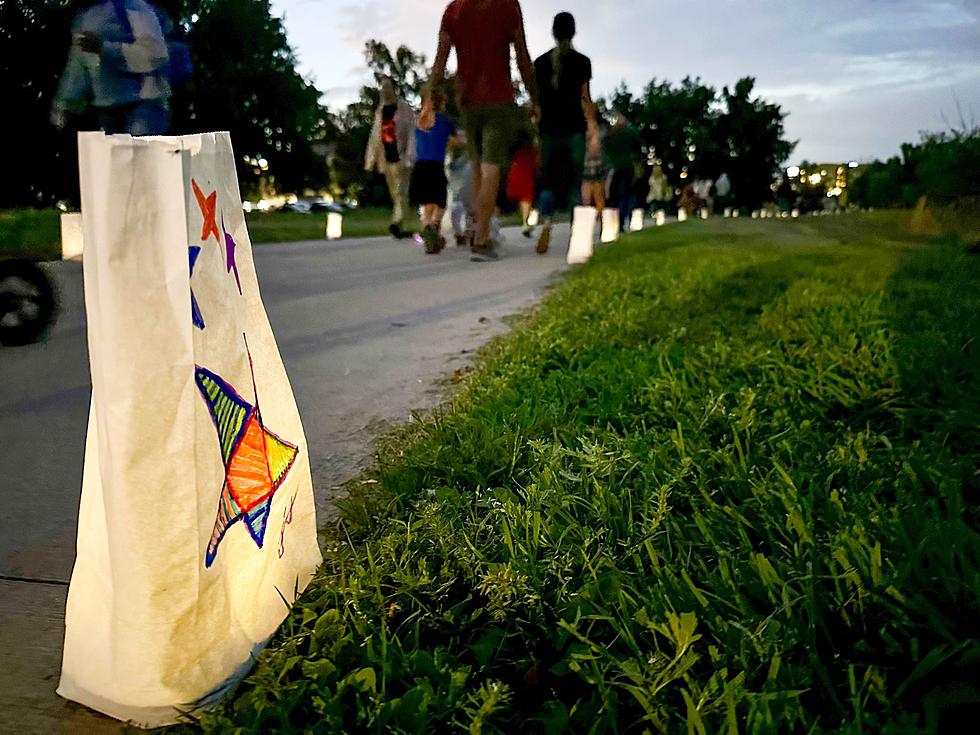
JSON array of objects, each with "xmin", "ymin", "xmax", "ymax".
[{"xmin": 550, "ymin": 38, "xmax": 573, "ymax": 90}]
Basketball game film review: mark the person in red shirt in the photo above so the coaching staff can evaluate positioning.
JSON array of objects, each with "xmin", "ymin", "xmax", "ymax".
[
  {"xmin": 506, "ymin": 112, "xmax": 539, "ymax": 239},
  {"xmin": 421, "ymin": 0, "xmax": 538, "ymax": 260}
]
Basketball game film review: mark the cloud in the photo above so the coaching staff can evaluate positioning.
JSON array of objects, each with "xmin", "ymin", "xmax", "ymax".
[
  {"xmin": 337, "ymin": 2, "xmax": 392, "ymax": 47},
  {"xmin": 826, "ymin": 1, "xmax": 976, "ymax": 35}
]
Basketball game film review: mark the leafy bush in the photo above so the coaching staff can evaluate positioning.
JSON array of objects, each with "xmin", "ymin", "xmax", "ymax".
[{"xmin": 851, "ymin": 129, "xmax": 980, "ymax": 208}]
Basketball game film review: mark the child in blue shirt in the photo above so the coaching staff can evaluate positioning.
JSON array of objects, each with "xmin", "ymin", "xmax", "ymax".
[{"xmin": 410, "ymin": 89, "xmax": 456, "ymax": 254}]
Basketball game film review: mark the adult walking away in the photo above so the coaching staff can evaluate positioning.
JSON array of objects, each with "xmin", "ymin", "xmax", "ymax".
[
  {"xmin": 365, "ymin": 78, "xmax": 417, "ymax": 239},
  {"xmin": 534, "ymin": 12, "xmax": 597, "ymax": 254},
  {"xmin": 51, "ymin": 0, "xmax": 173, "ymax": 136},
  {"xmin": 604, "ymin": 112, "xmax": 643, "ymax": 232},
  {"xmin": 423, "ymin": 0, "xmax": 538, "ymax": 260}
]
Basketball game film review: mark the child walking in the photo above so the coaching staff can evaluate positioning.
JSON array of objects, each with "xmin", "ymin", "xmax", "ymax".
[
  {"xmin": 410, "ymin": 88, "xmax": 456, "ymax": 254},
  {"xmin": 506, "ymin": 114, "xmax": 539, "ymax": 239},
  {"xmin": 447, "ymin": 131, "xmax": 474, "ymax": 246}
]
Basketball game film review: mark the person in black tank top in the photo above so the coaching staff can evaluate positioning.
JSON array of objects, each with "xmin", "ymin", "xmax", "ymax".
[{"xmin": 533, "ymin": 12, "xmax": 597, "ymax": 254}]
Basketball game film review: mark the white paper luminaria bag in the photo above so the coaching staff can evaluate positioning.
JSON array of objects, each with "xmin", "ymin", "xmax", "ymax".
[{"xmin": 59, "ymin": 132, "xmax": 322, "ymax": 727}]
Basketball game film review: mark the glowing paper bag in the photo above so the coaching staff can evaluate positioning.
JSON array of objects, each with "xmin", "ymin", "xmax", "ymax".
[
  {"xmin": 629, "ymin": 208, "xmax": 645, "ymax": 232},
  {"xmin": 568, "ymin": 206, "xmax": 597, "ymax": 265},
  {"xmin": 600, "ymin": 208, "xmax": 620, "ymax": 243},
  {"xmin": 59, "ymin": 132, "xmax": 321, "ymax": 727}
]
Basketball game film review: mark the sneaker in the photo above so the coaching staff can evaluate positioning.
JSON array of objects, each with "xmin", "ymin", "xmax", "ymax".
[
  {"xmin": 522, "ymin": 225, "xmax": 533, "ymax": 238},
  {"xmin": 423, "ymin": 225, "xmax": 441, "ymax": 254},
  {"xmin": 389, "ymin": 223, "xmax": 402, "ymax": 239},
  {"xmin": 470, "ymin": 239, "xmax": 500, "ymax": 261},
  {"xmin": 455, "ymin": 233, "xmax": 467, "ymax": 247},
  {"xmin": 536, "ymin": 225, "xmax": 551, "ymax": 254}
]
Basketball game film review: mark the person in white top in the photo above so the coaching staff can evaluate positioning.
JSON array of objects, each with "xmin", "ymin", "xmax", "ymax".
[{"xmin": 364, "ymin": 78, "xmax": 417, "ymax": 239}]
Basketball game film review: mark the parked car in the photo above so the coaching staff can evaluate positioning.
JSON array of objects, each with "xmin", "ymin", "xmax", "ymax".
[
  {"xmin": 282, "ymin": 201, "xmax": 312, "ymax": 214},
  {"xmin": 308, "ymin": 199, "xmax": 345, "ymax": 214}
]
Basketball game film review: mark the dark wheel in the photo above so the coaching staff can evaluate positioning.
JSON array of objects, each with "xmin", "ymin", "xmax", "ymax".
[{"xmin": 0, "ymin": 259, "xmax": 57, "ymax": 346}]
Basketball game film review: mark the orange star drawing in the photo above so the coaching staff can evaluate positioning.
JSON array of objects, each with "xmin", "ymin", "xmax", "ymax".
[{"xmin": 192, "ymin": 179, "xmax": 220, "ymax": 245}]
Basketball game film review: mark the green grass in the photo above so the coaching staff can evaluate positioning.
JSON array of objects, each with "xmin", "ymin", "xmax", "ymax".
[
  {"xmin": 245, "ymin": 207, "xmax": 425, "ymax": 243},
  {"xmin": 2, "ymin": 205, "xmax": 523, "ymax": 259},
  {"xmin": 0, "ymin": 209, "xmax": 61, "ymax": 261},
  {"xmin": 189, "ymin": 214, "xmax": 978, "ymax": 731},
  {"xmin": 0, "ymin": 207, "xmax": 420, "ymax": 260}
]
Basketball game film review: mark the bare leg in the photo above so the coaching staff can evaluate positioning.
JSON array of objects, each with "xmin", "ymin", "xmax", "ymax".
[
  {"xmin": 469, "ymin": 160, "xmax": 482, "ymax": 233},
  {"xmin": 593, "ymin": 182, "xmax": 606, "ymax": 214},
  {"xmin": 519, "ymin": 200, "xmax": 532, "ymax": 227},
  {"xmin": 581, "ymin": 181, "xmax": 592, "ymax": 207},
  {"xmin": 474, "ymin": 161, "xmax": 501, "ymax": 248}
]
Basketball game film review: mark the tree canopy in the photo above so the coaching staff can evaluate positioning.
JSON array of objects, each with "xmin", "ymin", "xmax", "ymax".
[
  {"xmin": 601, "ymin": 76, "xmax": 795, "ymax": 209},
  {"xmin": 1, "ymin": 0, "xmax": 76, "ymax": 207},
  {"xmin": 0, "ymin": 0, "xmax": 329, "ymax": 206},
  {"xmin": 177, "ymin": 0, "xmax": 329, "ymax": 196}
]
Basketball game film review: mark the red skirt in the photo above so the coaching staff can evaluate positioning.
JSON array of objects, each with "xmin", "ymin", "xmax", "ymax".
[{"xmin": 506, "ymin": 144, "xmax": 538, "ymax": 203}]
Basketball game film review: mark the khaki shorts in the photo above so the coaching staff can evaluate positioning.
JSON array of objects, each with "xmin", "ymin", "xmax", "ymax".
[{"xmin": 461, "ymin": 104, "xmax": 522, "ymax": 168}]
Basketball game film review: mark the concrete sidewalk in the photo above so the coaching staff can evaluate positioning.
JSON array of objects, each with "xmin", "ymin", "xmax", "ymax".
[{"xmin": 0, "ymin": 224, "xmax": 570, "ymax": 732}]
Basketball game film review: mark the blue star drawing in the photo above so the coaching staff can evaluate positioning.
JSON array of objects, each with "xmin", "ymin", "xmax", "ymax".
[{"xmin": 189, "ymin": 245, "xmax": 205, "ymax": 330}]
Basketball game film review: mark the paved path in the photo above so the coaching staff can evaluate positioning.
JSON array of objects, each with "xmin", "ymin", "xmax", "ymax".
[{"xmin": 0, "ymin": 225, "xmax": 569, "ymax": 732}]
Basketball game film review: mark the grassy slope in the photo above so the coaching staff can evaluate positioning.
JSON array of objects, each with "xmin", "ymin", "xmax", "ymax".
[
  {"xmin": 245, "ymin": 208, "xmax": 424, "ymax": 244},
  {"xmin": 0, "ymin": 209, "xmax": 61, "ymax": 261},
  {"xmin": 198, "ymin": 214, "xmax": 976, "ymax": 732}
]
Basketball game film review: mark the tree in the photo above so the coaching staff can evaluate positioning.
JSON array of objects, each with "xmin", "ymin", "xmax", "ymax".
[
  {"xmin": 849, "ymin": 127, "xmax": 980, "ymax": 209},
  {"xmin": 636, "ymin": 77, "xmax": 719, "ymax": 191},
  {"xmin": 0, "ymin": 0, "xmax": 329, "ymax": 207},
  {"xmin": 177, "ymin": 0, "xmax": 329, "ymax": 197},
  {"xmin": 0, "ymin": 0, "xmax": 78, "ymax": 207},
  {"xmin": 597, "ymin": 76, "xmax": 794, "ymax": 209},
  {"xmin": 716, "ymin": 78, "xmax": 795, "ymax": 209}
]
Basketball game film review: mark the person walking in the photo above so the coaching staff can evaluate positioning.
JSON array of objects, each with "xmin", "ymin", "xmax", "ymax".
[
  {"xmin": 506, "ymin": 108, "xmax": 539, "ymax": 238},
  {"xmin": 51, "ymin": 0, "xmax": 173, "ymax": 136},
  {"xmin": 447, "ymin": 134, "xmax": 475, "ymax": 246},
  {"xmin": 603, "ymin": 112, "xmax": 642, "ymax": 232},
  {"xmin": 411, "ymin": 87, "xmax": 456, "ymax": 254},
  {"xmin": 365, "ymin": 78, "xmax": 417, "ymax": 239},
  {"xmin": 533, "ymin": 12, "xmax": 596, "ymax": 254},
  {"xmin": 422, "ymin": 0, "xmax": 538, "ymax": 260},
  {"xmin": 647, "ymin": 164, "xmax": 671, "ymax": 210}
]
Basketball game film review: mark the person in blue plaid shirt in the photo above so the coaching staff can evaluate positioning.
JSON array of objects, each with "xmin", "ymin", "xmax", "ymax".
[{"xmin": 52, "ymin": 0, "xmax": 175, "ymax": 136}]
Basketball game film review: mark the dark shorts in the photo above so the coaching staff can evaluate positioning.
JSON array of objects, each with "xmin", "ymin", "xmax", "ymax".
[
  {"xmin": 583, "ymin": 158, "xmax": 607, "ymax": 183},
  {"xmin": 410, "ymin": 161, "xmax": 448, "ymax": 208},
  {"xmin": 461, "ymin": 105, "xmax": 523, "ymax": 167}
]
